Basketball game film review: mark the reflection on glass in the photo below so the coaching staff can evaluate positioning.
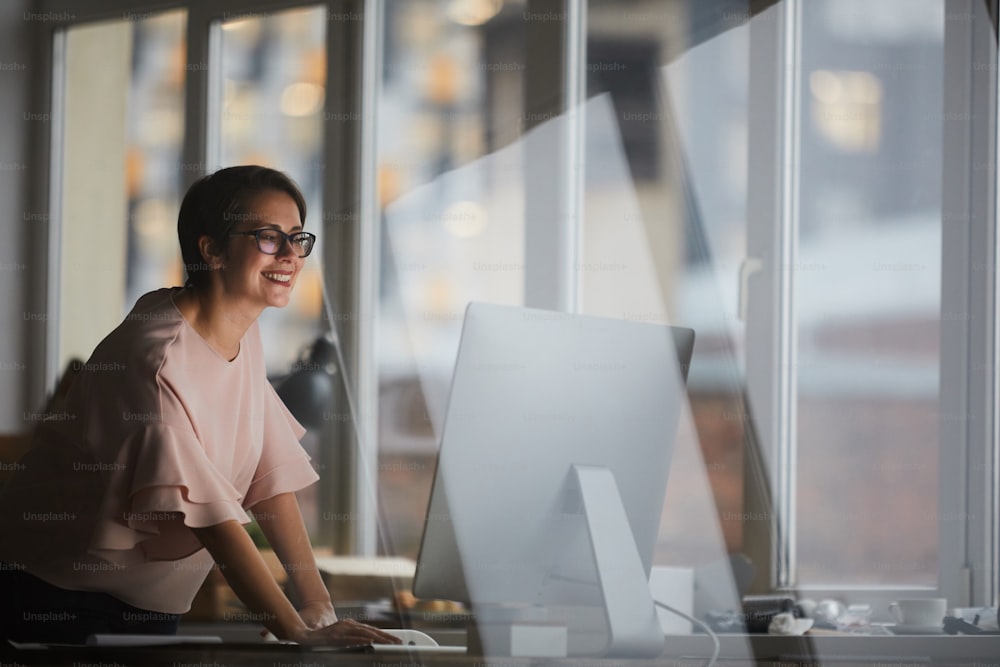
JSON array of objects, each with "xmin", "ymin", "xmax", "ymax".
[
  {"xmin": 585, "ymin": 0, "xmax": 750, "ymax": 570},
  {"xmin": 217, "ymin": 6, "xmax": 327, "ymax": 376},
  {"xmin": 373, "ymin": 0, "xmax": 947, "ymax": 592},
  {"xmin": 794, "ymin": 0, "xmax": 943, "ymax": 586},
  {"xmin": 583, "ymin": 0, "xmax": 946, "ymax": 590},
  {"xmin": 376, "ymin": 0, "xmax": 527, "ymax": 558}
]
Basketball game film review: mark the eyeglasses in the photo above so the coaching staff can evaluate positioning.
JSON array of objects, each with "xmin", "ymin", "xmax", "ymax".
[{"xmin": 230, "ymin": 228, "xmax": 316, "ymax": 257}]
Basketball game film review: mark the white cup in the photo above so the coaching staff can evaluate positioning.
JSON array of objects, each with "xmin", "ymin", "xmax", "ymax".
[{"xmin": 889, "ymin": 598, "xmax": 947, "ymax": 627}]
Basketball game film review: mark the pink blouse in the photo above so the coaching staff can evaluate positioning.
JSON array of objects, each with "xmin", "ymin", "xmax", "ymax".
[{"xmin": 0, "ymin": 288, "xmax": 319, "ymax": 613}]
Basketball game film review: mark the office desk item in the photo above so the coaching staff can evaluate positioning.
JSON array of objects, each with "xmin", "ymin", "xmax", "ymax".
[
  {"xmin": 944, "ymin": 616, "xmax": 982, "ymax": 634},
  {"xmin": 412, "ymin": 302, "xmax": 695, "ymax": 658},
  {"xmin": 740, "ymin": 596, "xmax": 799, "ymax": 634},
  {"xmin": 369, "ymin": 628, "xmax": 464, "ymax": 653},
  {"xmin": 767, "ymin": 614, "xmax": 813, "ymax": 636},
  {"xmin": 950, "ymin": 605, "xmax": 999, "ymax": 631},
  {"xmin": 9, "ymin": 635, "xmax": 225, "ymax": 650},
  {"xmin": 945, "ymin": 613, "xmax": 1000, "ymax": 635},
  {"xmin": 12, "ymin": 629, "xmax": 462, "ymax": 655},
  {"xmin": 85, "ymin": 633, "xmax": 223, "ymax": 646},
  {"xmin": 650, "ymin": 566, "xmax": 695, "ymax": 634},
  {"xmin": 9, "ymin": 634, "xmax": 1000, "ymax": 666},
  {"xmin": 889, "ymin": 597, "xmax": 947, "ymax": 627}
]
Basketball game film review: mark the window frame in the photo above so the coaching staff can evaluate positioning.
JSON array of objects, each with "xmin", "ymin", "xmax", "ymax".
[
  {"xmin": 938, "ymin": 0, "xmax": 1000, "ymax": 609},
  {"xmin": 521, "ymin": 0, "xmax": 587, "ymax": 312},
  {"xmin": 744, "ymin": 0, "xmax": 800, "ymax": 596},
  {"xmin": 744, "ymin": 0, "xmax": 999, "ymax": 609}
]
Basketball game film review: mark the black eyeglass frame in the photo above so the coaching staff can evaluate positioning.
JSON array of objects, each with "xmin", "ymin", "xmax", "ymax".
[{"xmin": 229, "ymin": 229, "xmax": 317, "ymax": 258}]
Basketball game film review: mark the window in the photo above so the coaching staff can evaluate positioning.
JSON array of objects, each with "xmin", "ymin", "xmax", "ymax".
[
  {"xmin": 552, "ymin": 0, "xmax": 986, "ymax": 607},
  {"xmin": 53, "ymin": 10, "xmax": 186, "ymax": 378},
  {"xmin": 48, "ymin": 2, "xmax": 331, "ymax": 539},
  {"xmin": 740, "ymin": 0, "xmax": 995, "ymax": 607},
  {"xmin": 39, "ymin": 0, "xmax": 999, "ymax": 611},
  {"xmin": 51, "ymin": 5, "xmax": 327, "ymax": 378},
  {"xmin": 791, "ymin": 0, "xmax": 943, "ymax": 589},
  {"xmin": 374, "ymin": 0, "xmax": 528, "ymax": 559}
]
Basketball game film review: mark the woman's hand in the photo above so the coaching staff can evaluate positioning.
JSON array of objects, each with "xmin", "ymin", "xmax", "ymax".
[
  {"xmin": 298, "ymin": 600, "xmax": 337, "ymax": 630},
  {"xmin": 291, "ymin": 618, "xmax": 403, "ymax": 646}
]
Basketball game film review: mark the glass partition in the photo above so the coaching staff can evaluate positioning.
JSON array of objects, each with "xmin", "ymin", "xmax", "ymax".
[
  {"xmin": 583, "ymin": 0, "xmax": 948, "ymax": 595},
  {"xmin": 584, "ymin": 0, "xmax": 752, "ymax": 575},
  {"xmin": 374, "ymin": 0, "xmax": 528, "ymax": 558}
]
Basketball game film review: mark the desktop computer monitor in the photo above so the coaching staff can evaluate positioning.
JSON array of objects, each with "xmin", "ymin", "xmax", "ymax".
[{"xmin": 412, "ymin": 303, "xmax": 695, "ymax": 658}]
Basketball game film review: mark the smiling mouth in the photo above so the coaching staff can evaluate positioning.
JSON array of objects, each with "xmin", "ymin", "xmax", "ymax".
[{"xmin": 262, "ymin": 272, "xmax": 292, "ymax": 285}]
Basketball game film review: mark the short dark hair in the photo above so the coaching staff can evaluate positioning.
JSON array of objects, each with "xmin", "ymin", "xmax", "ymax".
[{"xmin": 177, "ymin": 165, "xmax": 308, "ymax": 288}]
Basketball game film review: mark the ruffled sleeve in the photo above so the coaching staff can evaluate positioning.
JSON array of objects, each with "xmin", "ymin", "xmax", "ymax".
[
  {"xmin": 243, "ymin": 382, "xmax": 319, "ymax": 508},
  {"xmin": 89, "ymin": 423, "xmax": 252, "ymax": 564}
]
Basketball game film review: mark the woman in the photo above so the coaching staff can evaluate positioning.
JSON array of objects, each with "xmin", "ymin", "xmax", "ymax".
[{"xmin": 0, "ymin": 166, "xmax": 399, "ymax": 647}]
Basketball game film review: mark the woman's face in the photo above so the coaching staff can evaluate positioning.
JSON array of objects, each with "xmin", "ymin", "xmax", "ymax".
[{"xmin": 219, "ymin": 189, "xmax": 305, "ymax": 310}]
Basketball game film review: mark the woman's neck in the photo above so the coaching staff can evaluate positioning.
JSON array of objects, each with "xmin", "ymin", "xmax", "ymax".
[{"xmin": 173, "ymin": 285, "xmax": 262, "ymax": 361}]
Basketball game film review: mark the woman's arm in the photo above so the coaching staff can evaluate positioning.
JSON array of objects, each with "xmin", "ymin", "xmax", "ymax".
[
  {"xmin": 192, "ymin": 518, "xmax": 399, "ymax": 645},
  {"xmin": 250, "ymin": 492, "xmax": 333, "ymax": 624},
  {"xmin": 192, "ymin": 519, "xmax": 309, "ymax": 640}
]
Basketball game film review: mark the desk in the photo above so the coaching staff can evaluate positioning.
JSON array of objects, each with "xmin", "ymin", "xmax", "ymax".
[{"xmin": 5, "ymin": 633, "xmax": 1000, "ymax": 667}]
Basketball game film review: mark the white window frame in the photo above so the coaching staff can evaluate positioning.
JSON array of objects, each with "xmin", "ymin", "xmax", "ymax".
[
  {"xmin": 522, "ymin": 0, "xmax": 587, "ymax": 312},
  {"xmin": 940, "ymin": 0, "xmax": 1000, "ymax": 609},
  {"xmin": 744, "ymin": 0, "xmax": 801, "ymax": 597},
  {"xmin": 745, "ymin": 0, "xmax": 999, "ymax": 609}
]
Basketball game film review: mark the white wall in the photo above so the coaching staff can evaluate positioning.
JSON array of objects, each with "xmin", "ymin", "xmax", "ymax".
[{"xmin": 59, "ymin": 22, "xmax": 130, "ymax": 372}]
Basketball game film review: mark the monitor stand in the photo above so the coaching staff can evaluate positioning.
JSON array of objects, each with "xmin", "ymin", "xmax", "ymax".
[
  {"xmin": 469, "ymin": 465, "xmax": 667, "ymax": 659},
  {"xmin": 571, "ymin": 464, "xmax": 666, "ymax": 658},
  {"xmin": 469, "ymin": 604, "xmax": 568, "ymax": 657}
]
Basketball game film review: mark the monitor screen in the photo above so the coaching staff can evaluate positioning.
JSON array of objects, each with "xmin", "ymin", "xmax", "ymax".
[{"xmin": 412, "ymin": 302, "xmax": 694, "ymax": 657}]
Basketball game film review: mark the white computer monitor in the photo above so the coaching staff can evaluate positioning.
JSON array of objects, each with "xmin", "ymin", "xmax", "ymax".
[{"xmin": 412, "ymin": 302, "xmax": 695, "ymax": 658}]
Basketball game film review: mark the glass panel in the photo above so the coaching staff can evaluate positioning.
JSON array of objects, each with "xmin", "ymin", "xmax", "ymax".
[
  {"xmin": 376, "ymin": 0, "xmax": 527, "ymax": 559},
  {"xmin": 583, "ymin": 1, "xmax": 750, "ymax": 573},
  {"xmin": 58, "ymin": 12, "xmax": 186, "ymax": 375},
  {"xmin": 794, "ymin": 0, "xmax": 943, "ymax": 586},
  {"xmin": 216, "ymin": 6, "xmax": 327, "ymax": 376}
]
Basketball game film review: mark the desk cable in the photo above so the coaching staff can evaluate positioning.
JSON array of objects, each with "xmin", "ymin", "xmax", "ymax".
[{"xmin": 653, "ymin": 599, "xmax": 720, "ymax": 667}]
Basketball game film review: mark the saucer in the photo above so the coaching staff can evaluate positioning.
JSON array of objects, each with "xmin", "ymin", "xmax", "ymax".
[{"xmin": 889, "ymin": 624, "xmax": 944, "ymax": 635}]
